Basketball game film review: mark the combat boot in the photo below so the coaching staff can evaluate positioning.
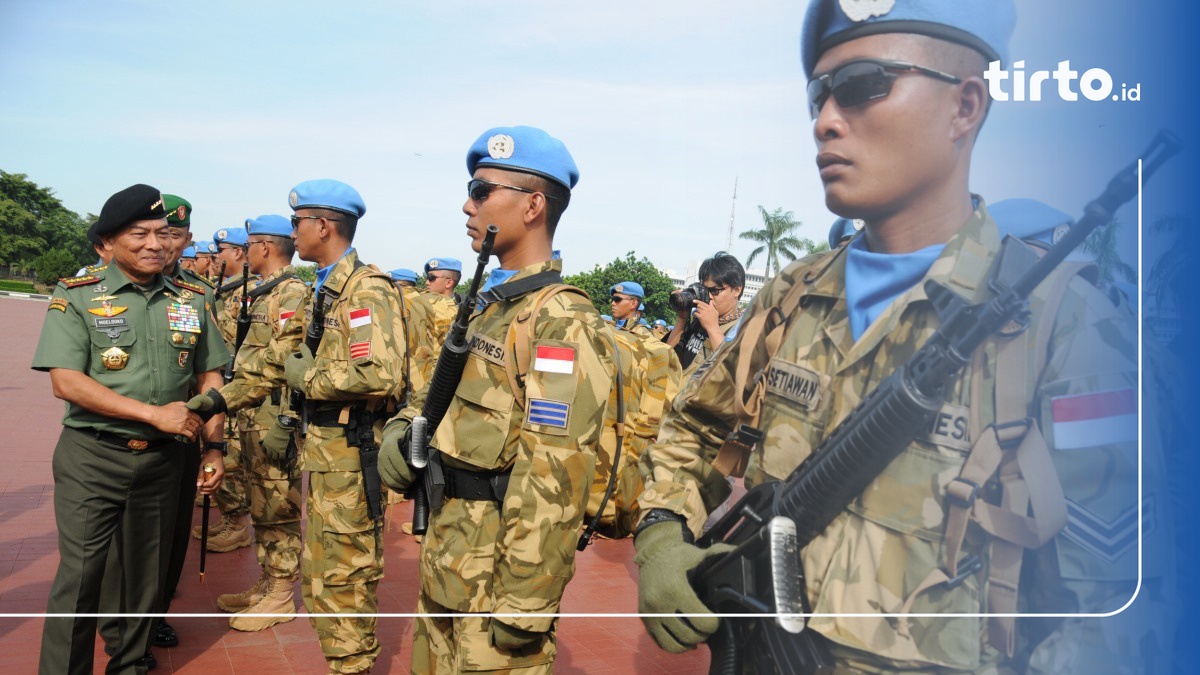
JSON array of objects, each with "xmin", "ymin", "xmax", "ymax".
[
  {"xmin": 191, "ymin": 512, "xmax": 228, "ymax": 540},
  {"xmin": 228, "ymin": 574, "xmax": 297, "ymax": 632},
  {"xmin": 216, "ymin": 569, "xmax": 268, "ymax": 613},
  {"xmin": 206, "ymin": 513, "xmax": 252, "ymax": 552}
]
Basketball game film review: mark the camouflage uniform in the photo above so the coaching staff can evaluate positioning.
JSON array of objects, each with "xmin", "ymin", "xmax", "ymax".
[
  {"xmin": 296, "ymin": 249, "xmax": 419, "ymax": 674},
  {"xmin": 423, "ymin": 291, "xmax": 458, "ymax": 356},
  {"xmin": 400, "ymin": 285, "xmax": 440, "ymax": 390},
  {"xmin": 218, "ymin": 265, "xmax": 308, "ymax": 581},
  {"xmin": 640, "ymin": 202, "xmax": 1161, "ymax": 672},
  {"xmin": 211, "ymin": 271, "xmax": 258, "ymax": 522},
  {"xmin": 405, "ymin": 259, "xmax": 615, "ymax": 673}
]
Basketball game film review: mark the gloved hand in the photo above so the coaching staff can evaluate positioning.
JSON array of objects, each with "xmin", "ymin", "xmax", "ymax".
[
  {"xmin": 185, "ymin": 388, "xmax": 227, "ymax": 422},
  {"xmin": 634, "ymin": 518, "xmax": 735, "ymax": 653},
  {"xmin": 379, "ymin": 418, "xmax": 415, "ymax": 492},
  {"xmin": 261, "ymin": 418, "xmax": 296, "ymax": 462},
  {"xmin": 284, "ymin": 344, "xmax": 314, "ymax": 392},
  {"xmin": 489, "ymin": 618, "xmax": 543, "ymax": 651}
]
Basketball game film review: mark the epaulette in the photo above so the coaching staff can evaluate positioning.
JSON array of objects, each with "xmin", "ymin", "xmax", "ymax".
[
  {"xmin": 59, "ymin": 274, "xmax": 102, "ymax": 288},
  {"xmin": 174, "ymin": 278, "xmax": 207, "ymax": 295},
  {"xmin": 189, "ymin": 272, "xmax": 216, "ymax": 289},
  {"xmin": 85, "ymin": 264, "xmax": 108, "ymax": 274}
]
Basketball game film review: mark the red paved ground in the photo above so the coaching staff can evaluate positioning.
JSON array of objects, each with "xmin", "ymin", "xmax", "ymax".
[{"xmin": 0, "ymin": 295, "xmax": 711, "ymax": 674}]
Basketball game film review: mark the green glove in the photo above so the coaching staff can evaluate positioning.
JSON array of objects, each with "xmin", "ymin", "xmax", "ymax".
[
  {"xmin": 488, "ymin": 618, "xmax": 542, "ymax": 651},
  {"xmin": 261, "ymin": 418, "xmax": 295, "ymax": 462},
  {"xmin": 185, "ymin": 388, "xmax": 227, "ymax": 422},
  {"xmin": 284, "ymin": 344, "xmax": 314, "ymax": 392},
  {"xmin": 634, "ymin": 518, "xmax": 735, "ymax": 653},
  {"xmin": 379, "ymin": 418, "xmax": 416, "ymax": 493}
]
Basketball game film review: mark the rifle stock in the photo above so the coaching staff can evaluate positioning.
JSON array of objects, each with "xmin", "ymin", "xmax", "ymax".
[{"xmin": 689, "ymin": 131, "xmax": 1180, "ymax": 675}]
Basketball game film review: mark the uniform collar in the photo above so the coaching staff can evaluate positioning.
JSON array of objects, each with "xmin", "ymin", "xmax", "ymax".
[
  {"xmin": 490, "ymin": 258, "xmax": 561, "ymax": 288},
  {"xmin": 318, "ymin": 248, "xmax": 360, "ymax": 295},
  {"xmin": 102, "ymin": 262, "xmax": 166, "ymax": 295}
]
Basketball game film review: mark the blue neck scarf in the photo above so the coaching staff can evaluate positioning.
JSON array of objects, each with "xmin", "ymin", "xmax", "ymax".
[
  {"xmin": 844, "ymin": 235, "xmax": 945, "ymax": 341},
  {"xmin": 314, "ymin": 247, "xmax": 352, "ymax": 292}
]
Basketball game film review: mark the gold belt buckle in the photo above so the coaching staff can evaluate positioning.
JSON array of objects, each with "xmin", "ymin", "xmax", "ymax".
[{"xmin": 127, "ymin": 439, "xmax": 149, "ymax": 451}]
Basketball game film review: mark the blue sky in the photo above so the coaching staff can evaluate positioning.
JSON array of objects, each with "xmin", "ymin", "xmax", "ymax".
[{"xmin": 0, "ymin": 1, "xmax": 1184, "ymax": 281}]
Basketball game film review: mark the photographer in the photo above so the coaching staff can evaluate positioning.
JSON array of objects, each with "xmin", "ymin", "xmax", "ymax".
[{"xmin": 666, "ymin": 251, "xmax": 744, "ymax": 375}]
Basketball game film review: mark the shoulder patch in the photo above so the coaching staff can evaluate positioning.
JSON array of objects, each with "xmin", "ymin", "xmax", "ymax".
[
  {"xmin": 174, "ymin": 278, "xmax": 207, "ymax": 295},
  {"xmin": 86, "ymin": 264, "xmax": 108, "ymax": 274},
  {"xmin": 60, "ymin": 274, "xmax": 102, "ymax": 288},
  {"xmin": 48, "ymin": 297, "xmax": 69, "ymax": 312},
  {"xmin": 188, "ymin": 272, "xmax": 216, "ymax": 289},
  {"xmin": 528, "ymin": 398, "xmax": 570, "ymax": 428}
]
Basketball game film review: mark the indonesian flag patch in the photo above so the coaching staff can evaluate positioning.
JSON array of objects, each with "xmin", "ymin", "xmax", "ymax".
[
  {"xmin": 349, "ymin": 308, "xmax": 372, "ymax": 329},
  {"xmin": 350, "ymin": 341, "xmax": 372, "ymax": 360},
  {"xmin": 533, "ymin": 345, "xmax": 575, "ymax": 374},
  {"xmin": 279, "ymin": 310, "xmax": 296, "ymax": 327},
  {"xmin": 1051, "ymin": 388, "xmax": 1136, "ymax": 450}
]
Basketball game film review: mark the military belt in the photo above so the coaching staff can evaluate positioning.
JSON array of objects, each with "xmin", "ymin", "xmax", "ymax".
[
  {"xmin": 443, "ymin": 465, "xmax": 510, "ymax": 503},
  {"xmin": 86, "ymin": 428, "xmax": 176, "ymax": 452},
  {"xmin": 308, "ymin": 406, "xmax": 387, "ymax": 429}
]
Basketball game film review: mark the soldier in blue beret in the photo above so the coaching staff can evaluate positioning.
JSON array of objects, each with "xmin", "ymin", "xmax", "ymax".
[
  {"xmin": 192, "ymin": 239, "xmax": 218, "ymax": 283},
  {"xmin": 827, "ymin": 216, "xmax": 859, "ymax": 248},
  {"xmin": 180, "ymin": 245, "xmax": 197, "ymax": 268},
  {"xmin": 388, "ymin": 268, "xmax": 418, "ymax": 284},
  {"xmin": 610, "ymin": 281, "xmax": 653, "ymax": 336},
  {"xmin": 636, "ymin": 1, "xmax": 1154, "ymax": 672}
]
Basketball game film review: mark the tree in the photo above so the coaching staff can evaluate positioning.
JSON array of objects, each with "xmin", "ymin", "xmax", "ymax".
[
  {"xmin": 739, "ymin": 206, "xmax": 815, "ymax": 276},
  {"xmin": 564, "ymin": 252, "xmax": 677, "ymax": 322},
  {"xmin": 1148, "ymin": 215, "xmax": 1188, "ymax": 310},
  {"xmin": 0, "ymin": 171, "xmax": 93, "ymax": 271},
  {"xmin": 0, "ymin": 198, "xmax": 45, "ymax": 265},
  {"xmin": 33, "ymin": 249, "xmax": 80, "ymax": 284},
  {"xmin": 1081, "ymin": 217, "xmax": 1135, "ymax": 286},
  {"xmin": 294, "ymin": 264, "xmax": 317, "ymax": 284}
]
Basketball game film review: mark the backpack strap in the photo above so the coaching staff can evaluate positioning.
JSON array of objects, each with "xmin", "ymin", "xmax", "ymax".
[{"xmin": 502, "ymin": 283, "xmax": 589, "ymax": 409}]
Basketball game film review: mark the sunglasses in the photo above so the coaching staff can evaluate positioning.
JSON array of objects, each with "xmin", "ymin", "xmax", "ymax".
[
  {"xmin": 426, "ymin": 274, "xmax": 452, "ymax": 282},
  {"xmin": 807, "ymin": 58, "xmax": 962, "ymax": 119},
  {"xmin": 290, "ymin": 214, "xmax": 342, "ymax": 228},
  {"xmin": 467, "ymin": 178, "xmax": 560, "ymax": 202}
]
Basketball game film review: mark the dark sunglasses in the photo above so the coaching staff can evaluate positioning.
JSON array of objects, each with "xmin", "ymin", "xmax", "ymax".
[
  {"xmin": 290, "ymin": 214, "xmax": 341, "ymax": 228},
  {"xmin": 467, "ymin": 178, "xmax": 559, "ymax": 202},
  {"xmin": 807, "ymin": 58, "xmax": 962, "ymax": 119}
]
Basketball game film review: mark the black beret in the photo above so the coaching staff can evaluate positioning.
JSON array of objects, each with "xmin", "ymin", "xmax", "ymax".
[
  {"xmin": 92, "ymin": 184, "xmax": 165, "ymax": 237},
  {"xmin": 85, "ymin": 221, "xmax": 102, "ymax": 246}
]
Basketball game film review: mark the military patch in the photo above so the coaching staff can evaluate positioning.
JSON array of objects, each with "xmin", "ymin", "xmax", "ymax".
[
  {"xmin": 174, "ymin": 278, "xmax": 206, "ymax": 295},
  {"xmin": 178, "ymin": 350, "xmax": 190, "ymax": 368},
  {"xmin": 87, "ymin": 303, "xmax": 128, "ymax": 317},
  {"xmin": 179, "ymin": 289, "xmax": 194, "ymax": 302},
  {"xmin": 167, "ymin": 302, "xmax": 202, "ymax": 333},
  {"xmin": 90, "ymin": 294, "xmax": 119, "ymax": 303},
  {"xmin": 101, "ymin": 346, "xmax": 128, "ymax": 370},
  {"xmin": 1051, "ymin": 388, "xmax": 1136, "ymax": 450},
  {"xmin": 468, "ymin": 332, "xmax": 506, "ymax": 367},
  {"xmin": 175, "ymin": 204, "xmax": 188, "ymax": 221},
  {"xmin": 249, "ymin": 312, "xmax": 268, "ymax": 324},
  {"xmin": 61, "ymin": 274, "xmax": 101, "ymax": 288},
  {"xmin": 528, "ymin": 398, "xmax": 569, "ymax": 428},
  {"xmin": 349, "ymin": 307, "xmax": 372, "ymax": 328},
  {"xmin": 839, "ymin": 0, "xmax": 895, "ymax": 22},
  {"xmin": 487, "ymin": 134, "xmax": 515, "ymax": 159},
  {"xmin": 925, "ymin": 403, "xmax": 970, "ymax": 452},
  {"xmin": 289, "ymin": 190, "xmax": 298, "ymax": 208},
  {"xmin": 764, "ymin": 358, "xmax": 823, "ymax": 411},
  {"xmin": 349, "ymin": 340, "xmax": 371, "ymax": 360},
  {"xmin": 533, "ymin": 345, "xmax": 574, "ymax": 374},
  {"xmin": 278, "ymin": 309, "xmax": 296, "ymax": 327},
  {"xmin": 216, "ymin": 228, "xmax": 228, "ymax": 241},
  {"xmin": 1063, "ymin": 496, "xmax": 1152, "ymax": 563},
  {"xmin": 48, "ymin": 297, "xmax": 69, "ymax": 312},
  {"xmin": 323, "ymin": 316, "xmax": 341, "ymax": 329},
  {"xmin": 427, "ymin": 259, "xmax": 439, "ymax": 269}
]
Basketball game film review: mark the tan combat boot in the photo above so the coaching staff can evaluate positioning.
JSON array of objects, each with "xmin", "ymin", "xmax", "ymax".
[
  {"xmin": 206, "ymin": 513, "xmax": 252, "ymax": 552},
  {"xmin": 216, "ymin": 569, "xmax": 268, "ymax": 613},
  {"xmin": 191, "ymin": 512, "xmax": 228, "ymax": 540},
  {"xmin": 228, "ymin": 574, "xmax": 297, "ymax": 632}
]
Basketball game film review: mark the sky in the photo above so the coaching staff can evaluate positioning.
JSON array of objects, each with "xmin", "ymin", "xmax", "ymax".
[{"xmin": 0, "ymin": 0, "xmax": 1185, "ymax": 282}]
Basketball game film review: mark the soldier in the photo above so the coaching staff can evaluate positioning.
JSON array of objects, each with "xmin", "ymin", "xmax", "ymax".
[
  {"xmin": 179, "ymin": 245, "xmax": 198, "ymax": 272},
  {"xmin": 283, "ymin": 179, "xmax": 417, "ymax": 674},
  {"xmin": 609, "ymin": 281, "xmax": 653, "ymax": 336},
  {"xmin": 187, "ymin": 214, "xmax": 308, "ymax": 631},
  {"xmin": 389, "ymin": 267, "xmax": 439, "ymax": 384},
  {"xmin": 635, "ymin": 1, "xmax": 1159, "ymax": 672},
  {"xmin": 33, "ymin": 184, "xmax": 228, "ymax": 675},
  {"xmin": 192, "ymin": 239, "xmax": 218, "ymax": 281},
  {"xmin": 664, "ymin": 252, "xmax": 745, "ymax": 378},
  {"xmin": 378, "ymin": 125, "xmax": 616, "ymax": 673},
  {"xmin": 193, "ymin": 226, "xmax": 256, "ymax": 552},
  {"xmin": 422, "ymin": 257, "xmax": 462, "ymax": 351},
  {"xmin": 828, "ymin": 216, "xmax": 859, "ymax": 249},
  {"xmin": 651, "ymin": 318, "xmax": 668, "ymax": 340}
]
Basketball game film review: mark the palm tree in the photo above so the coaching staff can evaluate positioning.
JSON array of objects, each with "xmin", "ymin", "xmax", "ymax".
[
  {"xmin": 1081, "ymin": 217, "xmax": 1135, "ymax": 286},
  {"xmin": 1148, "ymin": 215, "xmax": 1188, "ymax": 310},
  {"xmin": 740, "ymin": 206, "xmax": 814, "ymax": 277}
]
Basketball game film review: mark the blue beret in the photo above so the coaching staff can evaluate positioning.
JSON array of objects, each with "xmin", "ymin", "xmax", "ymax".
[
  {"xmin": 181, "ymin": 246, "xmax": 197, "ymax": 259},
  {"xmin": 801, "ymin": 0, "xmax": 1016, "ymax": 78},
  {"xmin": 600, "ymin": 314, "xmax": 614, "ymax": 322},
  {"xmin": 194, "ymin": 240, "xmax": 218, "ymax": 255},
  {"xmin": 989, "ymin": 198, "xmax": 1074, "ymax": 247},
  {"xmin": 389, "ymin": 268, "xmax": 418, "ymax": 283},
  {"xmin": 654, "ymin": 319, "xmax": 667, "ymax": 327},
  {"xmin": 424, "ymin": 257, "xmax": 462, "ymax": 275},
  {"xmin": 467, "ymin": 126, "xmax": 579, "ymax": 190},
  {"xmin": 245, "ymin": 214, "xmax": 292, "ymax": 238},
  {"xmin": 611, "ymin": 281, "xmax": 645, "ymax": 299},
  {"xmin": 828, "ymin": 217, "xmax": 860, "ymax": 248},
  {"xmin": 289, "ymin": 179, "xmax": 366, "ymax": 218},
  {"xmin": 668, "ymin": 325, "xmax": 675, "ymax": 331},
  {"xmin": 214, "ymin": 227, "xmax": 249, "ymax": 248}
]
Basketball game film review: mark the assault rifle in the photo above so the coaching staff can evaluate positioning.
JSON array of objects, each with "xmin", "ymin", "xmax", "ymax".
[
  {"xmin": 224, "ymin": 261, "xmax": 251, "ymax": 382},
  {"xmin": 687, "ymin": 131, "xmax": 1180, "ymax": 675},
  {"xmin": 406, "ymin": 224, "xmax": 498, "ymax": 535},
  {"xmin": 288, "ymin": 287, "xmax": 328, "ymax": 436}
]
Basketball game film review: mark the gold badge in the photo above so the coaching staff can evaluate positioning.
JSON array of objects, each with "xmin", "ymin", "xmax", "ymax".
[
  {"xmin": 101, "ymin": 346, "xmax": 129, "ymax": 370},
  {"xmin": 87, "ymin": 302, "xmax": 127, "ymax": 317},
  {"xmin": 171, "ymin": 332, "xmax": 184, "ymax": 345},
  {"xmin": 90, "ymin": 294, "xmax": 119, "ymax": 303},
  {"xmin": 128, "ymin": 439, "xmax": 149, "ymax": 451},
  {"xmin": 188, "ymin": 335, "xmax": 197, "ymax": 345},
  {"xmin": 180, "ymin": 289, "xmax": 194, "ymax": 302}
]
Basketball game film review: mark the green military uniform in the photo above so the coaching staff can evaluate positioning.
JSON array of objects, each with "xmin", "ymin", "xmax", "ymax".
[
  {"xmin": 34, "ymin": 262, "xmax": 227, "ymax": 675},
  {"xmin": 639, "ymin": 203, "xmax": 1157, "ymax": 671},
  {"xmin": 296, "ymin": 249, "xmax": 418, "ymax": 674},
  {"xmin": 217, "ymin": 265, "xmax": 307, "ymax": 587},
  {"xmin": 405, "ymin": 259, "xmax": 616, "ymax": 673}
]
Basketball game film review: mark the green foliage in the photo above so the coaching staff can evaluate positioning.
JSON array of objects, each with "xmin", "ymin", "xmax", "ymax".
[
  {"xmin": 0, "ymin": 198, "xmax": 44, "ymax": 265},
  {"xmin": 0, "ymin": 280, "xmax": 37, "ymax": 292},
  {"xmin": 563, "ymin": 251, "xmax": 677, "ymax": 322},
  {"xmin": 294, "ymin": 264, "xmax": 317, "ymax": 283},
  {"xmin": 1081, "ymin": 217, "xmax": 1135, "ymax": 286},
  {"xmin": 740, "ymin": 206, "xmax": 818, "ymax": 277},
  {"xmin": 0, "ymin": 170, "xmax": 92, "ymax": 272},
  {"xmin": 33, "ymin": 248, "xmax": 80, "ymax": 284},
  {"xmin": 1148, "ymin": 215, "xmax": 1188, "ymax": 309}
]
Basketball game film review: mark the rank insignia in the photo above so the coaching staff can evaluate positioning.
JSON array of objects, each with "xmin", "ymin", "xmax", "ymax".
[
  {"xmin": 49, "ymin": 297, "xmax": 69, "ymax": 312},
  {"xmin": 90, "ymin": 294, "xmax": 119, "ymax": 303},
  {"xmin": 174, "ymin": 279, "xmax": 205, "ymax": 295},
  {"xmin": 349, "ymin": 340, "xmax": 372, "ymax": 360},
  {"xmin": 62, "ymin": 274, "xmax": 101, "ymax": 289},
  {"xmin": 88, "ymin": 302, "xmax": 128, "ymax": 317},
  {"xmin": 101, "ymin": 346, "xmax": 129, "ymax": 370},
  {"xmin": 178, "ymin": 350, "xmax": 190, "ymax": 368},
  {"xmin": 167, "ymin": 302, "xmax": 202, "ymax": 333},
  {"xmin": 487, "ymin": 134, "xmax": 515, "ymax": 159},
  {"xmin": 171, "ymin": 332, "xmax": 184, "ymax": 345}
]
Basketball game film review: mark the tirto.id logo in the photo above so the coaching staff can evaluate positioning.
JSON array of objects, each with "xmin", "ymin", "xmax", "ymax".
[{"xmin": 985, "ymin": 61, "xmax": 1141, "ymax": 102}]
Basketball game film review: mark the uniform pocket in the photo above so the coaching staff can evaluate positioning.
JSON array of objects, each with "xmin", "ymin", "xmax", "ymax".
[
  {"xmin": 315, "ymin": 472, "xmax": 382, "ymax": 586},
  {"xmin": 443, "ymin": 354, "xmax": 515, "ymax": 467},
  {"xmin": 88, "ymin": 329, "xmax": 137, "ymax": 375}
]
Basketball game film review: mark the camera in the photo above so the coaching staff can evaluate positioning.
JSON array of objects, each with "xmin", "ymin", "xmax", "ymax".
[{"xmin": 669, "ymin": 282, "xmax": 711, "ymax": 312}]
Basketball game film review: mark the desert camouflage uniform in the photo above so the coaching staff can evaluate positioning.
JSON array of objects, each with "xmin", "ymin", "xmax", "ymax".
[
  {"xmin": 639, "ymin": 201, "xmax": 1168, "ymax": 672},
  {"xmin": 217, "ymin": 265, "xmax": 307, "ymax": 580},
  {"xmin": 405, "ymin": 259, "xmax": 615, "ymax": 673},
  {"xmin": 400, "ymin": 285, "xmax": 440, "ymax": 392},
  {"xmin": 296, "ymin": 249, "xmax": 419, "ymax": 674},
  {"xmin": 423, "ymin": 291, "xmax": 458, "ymax": 356},
  {"xmin": 212, "ymin": 271, "xmax": 260, "ymax": 519}
]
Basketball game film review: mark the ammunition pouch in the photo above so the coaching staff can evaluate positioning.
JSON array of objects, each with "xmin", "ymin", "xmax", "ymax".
[{"xmin": 442, "ymin": 463, "xmax": 511, "ymax": 503}]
